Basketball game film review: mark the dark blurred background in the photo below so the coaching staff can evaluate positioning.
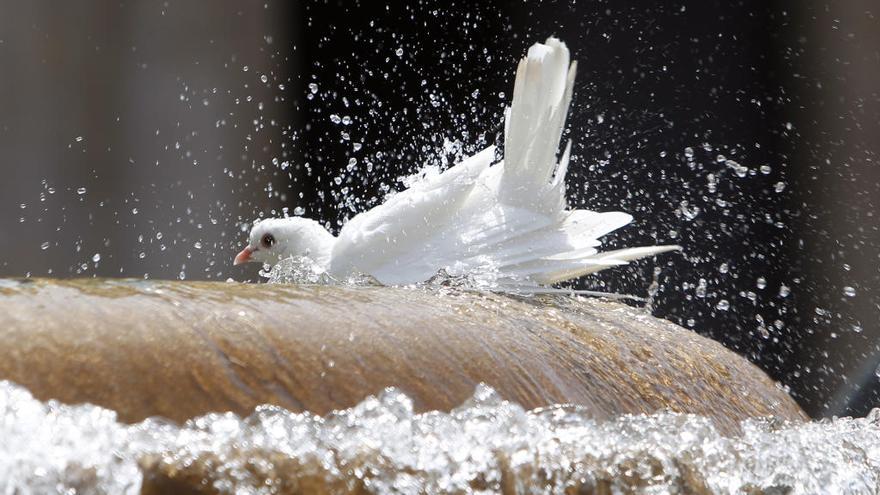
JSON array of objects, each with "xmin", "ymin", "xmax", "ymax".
[{"xmin": 0, "ymin": 1, "xmax": 878, "ymax": 418}]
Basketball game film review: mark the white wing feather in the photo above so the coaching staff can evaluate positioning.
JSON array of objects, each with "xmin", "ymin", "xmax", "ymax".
[{"xmin": 329, "ymin": 37, "xmax": 678, "ymax": 286}]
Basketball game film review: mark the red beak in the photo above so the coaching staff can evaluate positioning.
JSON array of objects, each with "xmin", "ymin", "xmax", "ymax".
[{"xmin": 234, "ymin": 246, "xmax": 255, "ymax": 265}]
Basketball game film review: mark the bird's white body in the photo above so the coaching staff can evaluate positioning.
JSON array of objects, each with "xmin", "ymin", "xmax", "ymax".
[{"xmin": 237, "ymin": 38, "xmax": 679, "ymax": 286}]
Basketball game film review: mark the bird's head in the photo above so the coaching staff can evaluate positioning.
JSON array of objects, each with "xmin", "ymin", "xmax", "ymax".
[{"xmin": 234, "ymin": 217, "xmax": 335, "ymax": 267}]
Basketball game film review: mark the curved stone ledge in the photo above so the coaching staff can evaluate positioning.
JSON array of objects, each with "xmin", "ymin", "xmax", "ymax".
[{"xmin": 0, "ymin": 278, "xmax": 806, "ymax": 433}]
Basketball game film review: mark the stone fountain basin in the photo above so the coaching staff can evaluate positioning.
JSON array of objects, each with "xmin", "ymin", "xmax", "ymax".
[{"xmin": 0, "ymin": 278, "xmax": 805, "ymax": 434}]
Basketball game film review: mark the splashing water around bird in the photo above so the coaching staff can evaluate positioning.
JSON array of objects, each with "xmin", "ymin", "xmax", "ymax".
[{"xmin": 235, "ymin": 38, "xmax": 679, "ymax": 288}]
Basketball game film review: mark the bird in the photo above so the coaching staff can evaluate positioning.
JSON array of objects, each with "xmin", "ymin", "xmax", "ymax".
[{"xmin": 234, "ymin": 37, "xmax": 679, "ymax": 287}]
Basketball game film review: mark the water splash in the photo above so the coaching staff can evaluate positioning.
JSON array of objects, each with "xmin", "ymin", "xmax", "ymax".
[
  {"xmin": 264, "ymin": 256, "xmax": 382, "ymax": 287},
  {"xmin": 1, "ymin": 380, "xmax": 878, "ymax": 494}
]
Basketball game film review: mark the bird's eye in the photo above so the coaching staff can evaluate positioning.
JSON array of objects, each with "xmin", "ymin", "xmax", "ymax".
[{"xmin": 261, "ymin": 233, "xmax": 276, "ymax": 249}]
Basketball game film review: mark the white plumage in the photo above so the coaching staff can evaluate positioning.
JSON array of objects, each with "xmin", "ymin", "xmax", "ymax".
[{"xmin": 235, "ymin": 37, "xmax": 679, "ymax": 286}]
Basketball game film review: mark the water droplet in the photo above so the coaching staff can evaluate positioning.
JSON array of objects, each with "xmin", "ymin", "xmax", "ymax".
[
  {"xmin": 778, "ymin": 285, "xmax": 791, "ymax": 297},
  {"xmin": 194, "ymin": 242, "xmax": 202, "ymax": 250},
  {"xmin": 75, "ymin": 136, "xmax": 83, "ymax": 142},
  {"xmin": 756, "ymin": 277, "xmax": 767, "ymax": 289},
  {"xmin": 260, "ymin": 74, "xmax": 268, "ymax": 83},
  {"xmin": 843, "ymin": 286, "xmax": 856, "ymax": 297},
  {"xmin": 684, "ymin": 147, "xmax": 694, "ymax": 158},
  {"xmin": 92, "ymin": 253, "xmax": 101, "ymax": 263},
  {"xmin": 76, "ymin": 187, "xmax": 87, "ymax": 195},
  {"xmin": 293, "ymin": 206, "xmax": 305, "ymax": 216},
  {"xmin": 395, "ymin": 47, "xmax": 404, "ymax": 57},
  {"xmin": 718, "ymin": 263, "xmax": 729, "ymax": 274},
  {"xmin": 716, "ymin": 299, "xmax": 730, "ymax": 311},
  {"xmin": 330, "ymin": 114, "xmax": 341, "ymax": 124},
  {"xmin": 308, "ymin": 82, "xmax": 318, "ymax": 94},
  {"xmin": 40, "ymin": 241, "xmax": 50, "ymax": 250},
  {"xmin": 242, "ymin": 65, "xmax": 249, "ymax": 72}
]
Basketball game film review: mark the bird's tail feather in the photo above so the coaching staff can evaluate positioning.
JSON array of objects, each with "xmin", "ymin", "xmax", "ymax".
[
  {"xmin": 488, "ymin": 37, "xmax": 681, "ymax": 285},
  {"xmin": 501, "ymin": 37, "xmax": 575, "ymax": 215},
  {"xmin": 512, "ymin": 244, "xmax": 682, "ymax": 285}
]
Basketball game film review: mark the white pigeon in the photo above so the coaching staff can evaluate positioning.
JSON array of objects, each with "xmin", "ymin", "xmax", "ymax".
[{"xmin": 235, "ymin": 37, "xmax": 679, "ymax": 286}]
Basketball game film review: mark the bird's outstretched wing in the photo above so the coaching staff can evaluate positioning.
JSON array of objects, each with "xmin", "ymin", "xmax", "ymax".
[
  {"xmin": 330, "ymin": 37, "xmax": 678, "ymax": 285},
  {"xmin": 329, "ymin": 146, "xmax": 497, "ymax": 283}
]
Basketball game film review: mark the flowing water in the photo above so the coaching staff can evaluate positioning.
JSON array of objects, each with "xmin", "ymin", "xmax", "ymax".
[{"xmin": 2, "ymin": 380, "xmax": 879, "ymax": 495}]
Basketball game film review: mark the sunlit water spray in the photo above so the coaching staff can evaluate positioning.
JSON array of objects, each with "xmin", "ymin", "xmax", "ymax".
[{"xmin": 1, "ymin": 380, "xmax": 878, "ymax": 494}]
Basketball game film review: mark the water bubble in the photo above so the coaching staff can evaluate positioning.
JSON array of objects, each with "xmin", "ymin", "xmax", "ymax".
[
  {"xmin": 395, "ymin": 47, "xmax": 404, "ymax": 57},
  {"xmin": 330, "ymin": 114, "xmax": 341, "ymax": 124},
  {"xmin": 76, "ymin": 187, "xmax": 87, "ymax": 195},
  {"xmin": 193, "ymin": 242, "xmax": 202, "ymax": 250},
  {"xmin": 716, "ymin": 299, "xmax": 730, "ymax": 311},
  {"xmin": 774, "ymin": 181, "xmax": 786, "ymax": 193},
  {"xmin": 242, "ymin": 65, "xmax": 249, "ymax": 72},
  {"xmin": 779, "ymin": 285, "xmax": 791, "ymax": 297},
  {"xmin": 92, "ymin": 253, "xmax": 101, "ymax": 263},
  {"xmin": 718, "ymin": 263, "xmax": 729, "ymax": 274},
  {"xmin": 726, "ymin": 160, "xmax": 748, "ymax": 177},
  {"xmin": 683, "ymin": 147, "xmax": 694, "ymax": 158},
  {"xmin": 756, "ymin": 277, "xmax": 767, "ymax": 289},
  {"xmin": 40, "ymin": 242, "xmax": 49, "ymax": 250},
  {"xmin": 760, "ymin": 165, "xmax": 772, "ymax": 174},
  {"xmin": 293, "ymin": 206, "xmax": 305, "ymax": 216},
  {"xmin": 75, "ymin": 136, "xmax": 83, "ymax": 142},
  {"xmin": 843, "ymin": 286, "xmax": 856, "ymax": 297},
  {"xmin": 308, "ymin": 82, "xmax": 318, "ymax": 94},
  {"xmin": 260, "ymin": 74, "xmax": 268, "ymax": 83},
  {"xmin": 156, "ymin": 232, "xmax": 163, "ymax": 240}
]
